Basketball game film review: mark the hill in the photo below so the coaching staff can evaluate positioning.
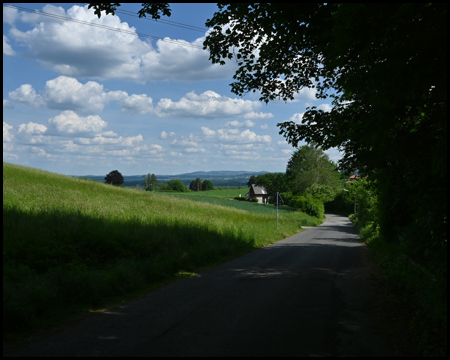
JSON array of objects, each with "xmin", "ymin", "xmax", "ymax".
[{"xmin": 3, "ymin": 162, "xmax": 315, "ymax": 343}]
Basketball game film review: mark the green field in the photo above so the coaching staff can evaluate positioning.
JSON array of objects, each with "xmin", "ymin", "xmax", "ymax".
[
  {"xmin": 3, "ymin": 162, "xmax": 320, "ymax": 342},
  {"xmin": 176, "ymin": 188, "xmax": 248, "ymax": 198}
]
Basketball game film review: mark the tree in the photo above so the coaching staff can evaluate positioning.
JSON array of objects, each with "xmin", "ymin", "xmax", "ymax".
[
  {"xmin": 202, "ymin": 179, "xmax": 214, "ymax": 191},
  {"xmin": 88, "ymin": 3, "xmax": 171, "ymax": 20},
  {"xmin": 167, "ymin": 179, "xmax": 187, "ymax": 192},
  {"xmin": 142, "ymin": 173, "xmax": 157, "ymax": 191},
  {"xmin": 254, "ymin": 173, "xmax": 288, "ymax": 199},
  {"xmin": 189, "ymin": 177, "xmax": 202, "ymax": 191},
  {"xmin": 286, "ymin": 145, "xmax": 340, "ymax": 196},
  {"xmin": 189, "ymin": 180, "xmax": 196, "ymax": 192},
  {"xmin": 105, "ymin": 170, "xmax": 124, "ymax": 186},
  {"xmin": 247, "ymin": 175, "xmax": 257, "ymax": 188}
]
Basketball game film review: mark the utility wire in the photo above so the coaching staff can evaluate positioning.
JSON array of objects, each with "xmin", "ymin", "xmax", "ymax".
[
  {"xmin": 4, "ymin": 4, "xmax": 205, "ymax": 50},
  {"xmin": 75, "ymin": 3, "xmax": 208, "ymax": 33},
  {"xmin": 114, "ymin": 8, "xmax": 207, "ymax": 33}
]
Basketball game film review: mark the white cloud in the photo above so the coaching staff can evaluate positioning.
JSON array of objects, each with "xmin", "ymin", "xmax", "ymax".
[
  {"xmin": 8, "ymin": 76, "xmax": 131, "ymax": 113},
  {"xmin": 260, "ymin": 124, "xmax": 269, "ymax": 130},
  {"xmin": 289, "ymin": 113, "xmax": 304, "ymax": 123},
  {"xmin": 155, "ymin": 90, "xmax": 262, "ymax": 119},
  {"xmin": 243, "ymin": 111, "xmax": 273, "ymax": 120},
  {"xmin": 9, "ymin": 84, "xmax": 44, "ymax": 107},
  {"xmin": 159, "ymin": 131, "xmax": 168, "ymax": 140},
  {"xmin": 217, "ymin": 129, "xmax": 271, "ymax": 144},
  {"xmin": 3, "ymin": 99, "xmax": 14, "ymax": 109},
  {"xmin": 5, "ymin": 4, "xmax": 236, "ymax": 83},
  {"xmin": 120, "ymin": 94, "xmax": 153, "ymax": 114},
  {"xmin": 3, "ymin": 122, "xmax": 14, "ymax": 142},
  {"xmin": 317, "ymin": 103, "xmax": 332, "ymax": 112},
  {"xmin": 18, "ymin": 122, "xmax": 48, "ymax": 135},
  {"xmin": 3, "ymin": 5, "xmax": 18, "ymax": 25},
  {"xmin": 48, "ymin": 110, "xmax": 107, "ymax": 135},
  {"xmin": 3, "ymin": 35, "xmax": 16, "ymax": 56},
  {"xmin": 201, "ymin": 127, "xmax": 215, "ymax": 137},
  {"xmin": 225, "ymin": 120, "xmax": 255, "ymax": 128}
]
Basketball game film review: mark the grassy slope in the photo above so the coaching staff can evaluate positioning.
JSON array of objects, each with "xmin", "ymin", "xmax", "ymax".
[{"xmin": 3, "ymin": 162, "xmax": 319, "ymax": 342}]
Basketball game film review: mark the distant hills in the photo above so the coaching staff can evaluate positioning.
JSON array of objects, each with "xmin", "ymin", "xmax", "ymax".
[{"xmin": 77, "ymin": 170, "xmax": 272, "ymax": 188}]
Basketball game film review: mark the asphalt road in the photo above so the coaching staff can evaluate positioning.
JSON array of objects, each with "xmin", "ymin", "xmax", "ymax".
[{"xmin": 5, "ymin": 213, "xmax": 391, "ymax": 357}]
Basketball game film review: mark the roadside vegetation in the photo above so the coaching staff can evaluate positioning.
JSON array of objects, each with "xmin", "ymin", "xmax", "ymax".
[
  {"xmin": 3, "ymin": 162, "xmax": 320, "ymax": 344},
  {"xmin": 341, "ymin": 178, "xmax": 447, "ymax": 356}
]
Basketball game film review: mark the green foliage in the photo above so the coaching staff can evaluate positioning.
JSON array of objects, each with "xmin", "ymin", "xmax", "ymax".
[
  {"xmin": 324, "ymin": 190, "xmax": 353, "ymax": 215},
  {"xmin": 250, "ymin": 198, "xmax": 259, "ymax": 203},
  {"xmin": 167, "ymin": 179, "xmax": 187, "ymax": 192},
  {"xmin": 254, "ymin": 172, "xmax": 288, "ymax": 197},
  {"xmin": 142, "ymin": 173, "xmax": 157, "ymax": 191},
  {"xmin": 289, "ymin": 194, "xmax": 324, "ymax": 220},
  {"xmin": 233, "ymin": 196, "xmax": 246, "ymax": 201},
  {"xmin": 104, "ymin": 170, "xmax": 124, "ymax": 186},
  {"xmin": 286, "ymin": 144, "xmax": 340, "ymax": 195},
  {"xmin": 202, "ymin": 179, "xmax": 214, "ymax": 191},
  {"xmin": 189, "ymin": 177, "xmax": 202, "ymax": 192},
  {"xmin": 247, "ymin": 175, "xmax": 257, "ymax": 187},
  {"xmin": 304, "ymin": 183, "xmax": 337, "ymax": 203}
]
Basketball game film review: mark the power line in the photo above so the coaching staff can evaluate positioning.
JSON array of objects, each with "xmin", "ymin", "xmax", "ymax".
[
  {"xmin": 4, "ymin": 4, "xmax": 205, "ymax": 50},
  {"xmin": 114, "ymin": 8, "xmax": 207, "ymax": 33},
  {"xmin": 76, "ymin": 3, "xmax": 208, "ymax": 33}
]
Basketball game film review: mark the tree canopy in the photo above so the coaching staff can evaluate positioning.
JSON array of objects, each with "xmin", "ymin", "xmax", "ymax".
[
  {"xmin": 286, "ymin": 144, "xmax": 340, "ymax": 197},
  {"xmin": 105, "ymin": 170, "xmax": 124, "ymax": 186},
  {"xmin": 167, "ymin": 179, "xmax": 187, "ymax": 192}
]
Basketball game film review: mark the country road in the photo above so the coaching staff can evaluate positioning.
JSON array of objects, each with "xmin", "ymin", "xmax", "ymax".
[{"xmin": 4, "ymin": 213, "xmax": 391, "ymax": 357}]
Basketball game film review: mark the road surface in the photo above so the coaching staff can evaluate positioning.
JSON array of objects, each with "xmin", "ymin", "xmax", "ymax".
[{"xmin": 4, "ymin": 213, "xmax": 390, "ymax": 357}]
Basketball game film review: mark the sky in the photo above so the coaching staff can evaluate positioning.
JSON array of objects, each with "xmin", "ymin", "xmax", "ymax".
[{"xmin": 3, "ymin": 3, "xmax": 341, "ymax": 176}]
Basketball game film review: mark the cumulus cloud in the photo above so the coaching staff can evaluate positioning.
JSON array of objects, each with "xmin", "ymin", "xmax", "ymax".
[
  {"xmin": 289, "ymin": 113, "xmax": 304, "ymax": 123},
  {"xmin": 4, "ymin": 4, "xmax": 236, "ymax": 83},
  {"xmin": 3, "ymin": 122, "xmax": 14, "ymax": 142},
  {"xmin": 8, "ymin": 77, "xmax": 273, "ymax": 120},
  {"xmin": 260, "ymin": 124, "xmax": 269, "ymax": 130},
  {"xmin": 120, "ymin": 94, "xmax": 153, "ymax": 114},
  {"xmin": 201, "ymin": 127, "xmax": 215, "ymax": 137},
  {"xmin": 9, "ymin": 84, "xmax": 44, "ymax": 107},
  {"xmin": 217, "ymin": 128, "xmax": 271, "ymax": 144},
  {"xmin": 155, "ymin": 90, "xmax": 263, "ymax": 119},
  {"xmin": 47, "ymin": 110, "xmax": 107, "ymax": 135},
  {"xmin": 224, "ymin": 120, "xmax": 255, "ymax": 128},
  {"xmin": 18, "ymin": 122, "xmax": 48, "ymax": 135},
  {"xmin": 3, "ymin": 35, "xmax": 15, "ymax": 56},
  {"xmin": 243, "ymin": 111, "xmax": 274, "ymax": 120},
  {"xmin": 8, "ymin": 76, "xmax": 130, "ymax": 113}
]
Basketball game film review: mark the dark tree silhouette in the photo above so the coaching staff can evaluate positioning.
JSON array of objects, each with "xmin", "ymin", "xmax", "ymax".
[{"xmin": 105, "ymin": 170, "xmax": 124, "ymax": 186}]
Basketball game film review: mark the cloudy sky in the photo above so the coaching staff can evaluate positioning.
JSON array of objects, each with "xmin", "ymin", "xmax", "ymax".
[{"xmin": 3, "ymin": 3, "xmax": 341, "ymax": 176}]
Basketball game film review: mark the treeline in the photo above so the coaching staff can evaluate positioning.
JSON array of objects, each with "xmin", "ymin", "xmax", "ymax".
[{"xmin": 188, "ymin": 178, "xmax": 214, "ymax": 192}]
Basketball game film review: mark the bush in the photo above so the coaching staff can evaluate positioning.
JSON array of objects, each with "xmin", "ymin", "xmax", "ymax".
[
  {"xmin": 250, "ymin": 198, "xmax": 259, "ymax": 203},
  {"xmin": 289, "ymin": 194, "xmax": 324, "ymax": 219},
  {"xmin": 234, "ymin": 196, "xmax": 246, "ymax": 201}
]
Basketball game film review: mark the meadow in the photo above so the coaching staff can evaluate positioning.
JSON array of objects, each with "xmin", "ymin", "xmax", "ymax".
[{"xmin": 3, "ymin": 162, "xmax": 320, "ymax": 342}]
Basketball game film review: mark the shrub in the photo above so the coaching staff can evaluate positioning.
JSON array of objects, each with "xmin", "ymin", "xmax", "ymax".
[
  {"xmin": 250, "ymin": 198, "xmax": 259, "ymax": 203},
  {"xmin": 289, "ymin": 194, "xmax": 324, "ymax": 219},
  {"xmin": 234, "ymin": 196, "xmax": 246, "ymax": 201}
]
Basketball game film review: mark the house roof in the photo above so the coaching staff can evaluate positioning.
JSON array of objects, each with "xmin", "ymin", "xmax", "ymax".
[{"xmin": 251, "ymin": 184, "xmax": 267, "ymax": 195}]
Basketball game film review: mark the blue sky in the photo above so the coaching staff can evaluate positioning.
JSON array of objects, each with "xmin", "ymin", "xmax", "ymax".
[{"xmin": 3, "ymin": 3, "xmax": 341, "ymax": 176}]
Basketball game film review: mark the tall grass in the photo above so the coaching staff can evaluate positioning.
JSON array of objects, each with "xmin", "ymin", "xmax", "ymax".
[{"xmin": 3, "ymin": 162, "xmax": 320, "ymax": 342}]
